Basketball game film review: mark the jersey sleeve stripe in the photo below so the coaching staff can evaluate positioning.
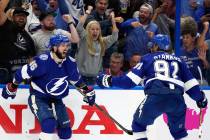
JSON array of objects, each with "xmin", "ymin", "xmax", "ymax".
[
  {"xmin": 31, "ymin": 82, "xmax": 45, "ymax": 94},
  {"xmin": 30, "ymin": 95, "xmax": 38, "ymax": 117},
  {"xmin": 21, "ymin": 65, "xmax": 31, "ymax": 79},
  {"xmin": 126, "ymin": 72, "xmax": 142, "ymax": 85},
  {"xmin": 184, "ymin": 79, "xmax": 199, "ymax": 92},
  {"xmin": 68, "ymin": 56, "xmax": 76, "ymax": 62},
  {"xmin": 146, "ymin": 74, "xmax": 185, "ymax": 87},
  {"xmin": 69, "ymin": 76, "xmax": 81, "ymax": 86},
  {"xmin": 69, "ymin": 80, "xmax": 78, "ymax": 85},
  {"xmin": 133, "ymin": 131, "xmax": 147, "ymax": 139}
]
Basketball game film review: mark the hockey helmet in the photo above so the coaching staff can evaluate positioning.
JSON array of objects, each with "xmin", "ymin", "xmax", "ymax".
[
  {"xmin": 48, "ymin": 34, "xmax": 70, "ymax": 48},
  {"xmin": 147, "ymin": 34, "xmax": 170, "ymax": 51}
]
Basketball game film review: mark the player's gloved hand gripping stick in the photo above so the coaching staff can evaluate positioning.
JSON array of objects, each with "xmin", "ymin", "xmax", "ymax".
[
  {"xmin": 2, "ymin": 83, "xmax": 18, "ymax": 99},
  {"xmin": 197, "ymin": 91, "xmax": 208, "ymax": 139},
  {"xmin": 82, "ymin": 86, "xmax": 95, "ymax": 106}
]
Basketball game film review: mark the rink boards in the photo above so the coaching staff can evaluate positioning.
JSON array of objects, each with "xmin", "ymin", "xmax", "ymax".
[{"xmin": 0, "ymin": 86, "xmax": 209, "ymax": 140}]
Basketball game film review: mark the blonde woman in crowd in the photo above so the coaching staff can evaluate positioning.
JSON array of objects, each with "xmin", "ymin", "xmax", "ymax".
[{"xmin": 76, "ymin": 6, "xmax": 119, "ymax": 85}]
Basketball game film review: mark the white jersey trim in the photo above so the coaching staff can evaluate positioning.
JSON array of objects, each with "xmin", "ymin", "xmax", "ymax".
[
  {"xmin": 133, "ymin": 131, "xmax": 147, "ymax": 139},
  {"xmin": 69, "ymin": 76, "xmax": 81, "ymax": 85},
  {"xmin": 184, "ymin": 79, "xmax": 199, "ymax": 92},
  {"xmin": 21, "ymin": 65, "xmax": 31, "ymax": 79},
  {"xmin": 179, "ymin": 136, "xmax": 189, "ymax": 140},
  {"xmin": 31, "ymin": 95, "xmax": 38, "ymax": 118},
  {"xmin": 68, "ymin": 56, "xmax": 76, "ymax": 62},
  {"xmin": 126, "ymin": 71, "xmax": 142, "ymax": 85},
  {"xmin": 39, "ymin": 132, "xmax": 54, "ymax": 140},
  {"xmin": 146, "ymin": 74, "xmax": 185, "ymax": 87},
  {"xmin": 31, "ymin": 82, "xmax": 45, "ymax": 94}
]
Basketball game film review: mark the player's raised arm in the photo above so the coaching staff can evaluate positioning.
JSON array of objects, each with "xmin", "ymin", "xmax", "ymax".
[
  {"xmin": 0, "ymin": 0, "xmax": 9, "ymax": 25},
  {"xmin": 62, "ymin": 14, "xmax": 80, "ymax": 43}
]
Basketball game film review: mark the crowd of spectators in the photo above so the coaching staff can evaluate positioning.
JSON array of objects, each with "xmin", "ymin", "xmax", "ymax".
[
  {"xmin": 0, "ymin": 0, "xmax": 209, "ymax": 86},
  {"xmin": 181, "ymin": 0, "xmax": 210, "ymax": 85}
]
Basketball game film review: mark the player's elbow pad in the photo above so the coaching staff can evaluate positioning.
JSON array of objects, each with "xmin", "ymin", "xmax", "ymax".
[{"xmin": 186, "ymin": 86, "xmax": 203, "ymax": 102}]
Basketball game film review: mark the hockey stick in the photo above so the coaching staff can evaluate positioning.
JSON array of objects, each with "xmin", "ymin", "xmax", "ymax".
[
  {"xmin": 75, "ymin": 87, "xmax": 133, "ymax": 135},
  {"xmin": 198, "ymin": 108, "xmax": 203, "ymax": 139}
]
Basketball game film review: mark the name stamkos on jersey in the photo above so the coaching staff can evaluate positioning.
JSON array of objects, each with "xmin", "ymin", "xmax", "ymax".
[{"xmin": 154, "ymin": 54, "xmax": 181, "ymax": 62}]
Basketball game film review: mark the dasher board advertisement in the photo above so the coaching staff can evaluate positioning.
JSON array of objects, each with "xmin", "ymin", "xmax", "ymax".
[{"xmin": 0, "ymin": 86, "xmax": 209, "ymax": 140}]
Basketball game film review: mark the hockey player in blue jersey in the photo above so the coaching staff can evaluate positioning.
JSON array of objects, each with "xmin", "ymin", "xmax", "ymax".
[
  {"xmin": 96, "ymin": 34, "xmax": 208, "ymax": 140},
  {"xmin": 1, "ymin": 34, "xmax": 96, "ymax": 140}
]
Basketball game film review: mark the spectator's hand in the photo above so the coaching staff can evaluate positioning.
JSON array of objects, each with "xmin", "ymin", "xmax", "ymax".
[
  {"xmin": 154, "ymin": 7, "xmax": 163, "ymax": 15},
  {"xmin": 110, "ymin": 11, "xmax": 117, "ymax": 25},
  {"xmin": 2, "ymin": 83, "xmax": 17, "ymax": 99},
  {"xmin": 131, "ymin": 21, "xmax": 142, "ymax": 28},
  {"xmin": 83, "ymin": 86, "xmax": 95, "ymax": 106},
  {"xmin": 146, "ymin": 31, "xmax": 154, "ymax": 38},
  {"xmin": 198, "ymin": 47, "xmax": 207, "ymax": 61},
  {"xmin": 203, "ymin": 21, "xmax": 209, "ymax": 33},
  {"xmin": 6, "ymin": 8, "xmax": 15, "ymax": 21},
  {"xmin": 86, "ymin": 5, "xmax": 93, "ymax": 14},
  {"xmin": 200, "ymin": 14, "xmax": 210, "ymax": 22},
  {"xmin": 80, "ymin": 5, "xmax": 93, "ymax": 24},
  {"xmin": 110, "ymin": 11, "xmax": 115, "ymax": 20},
  {"xmin": 198, "ymin": 47, "xmax": 209, "ymax": 68},
  {"xmin": 96, "ymin": 74, "xmax": 112, "ymax": 88},
  {"xmin": 189, "ymin": 0, "xmax": 198, "ymax": 9},
  {"xmin": 62, "ymin": 14, "xmax": 74, "ymax": 23},
  {"xmin": 115, "ymin": 17, "xmax": 124, "ymax": 23},
  {"xmin": 196, "ymin": 91, "xmax": 208, "ymax": 108},
  {"xmin": 21, "ymin": 2, "xmax": 30, "ymax": 10}
]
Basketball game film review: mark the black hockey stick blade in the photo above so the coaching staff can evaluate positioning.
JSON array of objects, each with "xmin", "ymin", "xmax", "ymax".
[
  {"xmin": 93, "ymin": 103, "xmax": 133, "ymax": 135},
  {"xmin": 75, "ymin": 87, "xmax": 133, "ymax": 135}
]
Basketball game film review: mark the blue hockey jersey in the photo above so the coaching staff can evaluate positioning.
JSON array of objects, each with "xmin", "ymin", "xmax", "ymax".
[
  {"xmin": 180, "ymin": 47, "xmax": 205, "ymax": 80},
  {"xmin": 14, "ymin": 52, "xmax": 82, "ymax": 99},
  {"xmin": 112, "ymin": 51, "xmax": 203, "ymax": 101}
]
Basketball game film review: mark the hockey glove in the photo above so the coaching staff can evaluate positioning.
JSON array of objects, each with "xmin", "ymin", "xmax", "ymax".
[
  {"xmin": 2, "ymin": 83, "xmax": 18, "ymax": 99},
  {"xmin": 96, "ymin": 74, "xmax": 112, "ymax": 88},
  {"xmin": 83, "ymin": 86, "xmax": 96, "ymax": 106},
  {"xmin": 196, "ymin": 91, "xmax": 208, "ymax": 108}
]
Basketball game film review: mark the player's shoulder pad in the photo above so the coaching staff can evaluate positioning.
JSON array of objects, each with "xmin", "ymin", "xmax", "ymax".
[
  {"xmin": 140, "ymin": 54, "xmax": 149, "ymax": 62},
  {"xmin": 143, "ymin": 53, "xmax": 152, "ymax": 58}
]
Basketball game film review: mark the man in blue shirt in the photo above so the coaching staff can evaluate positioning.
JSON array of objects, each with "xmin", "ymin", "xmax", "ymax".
[
  {"xmin": 1, "ymin": 34, "xmax": 96, "ymax": 140},
  {"xmin": 97, "ymin": 34, "xmax": 208, "ymax": 140},
  {"xmin": 120, "ymin": 3, "xmax": 159, "ymax": 61}
]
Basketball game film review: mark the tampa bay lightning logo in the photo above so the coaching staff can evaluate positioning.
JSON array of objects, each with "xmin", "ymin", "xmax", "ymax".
[{"xmin": 46, "ymin": 76, "xmax": 69, "ymax": 96}]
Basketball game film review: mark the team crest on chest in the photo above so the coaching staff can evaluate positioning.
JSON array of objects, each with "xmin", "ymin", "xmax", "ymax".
[{"xmin": 46, "ymin": 76, "xmax": 69, "ymax": 96}]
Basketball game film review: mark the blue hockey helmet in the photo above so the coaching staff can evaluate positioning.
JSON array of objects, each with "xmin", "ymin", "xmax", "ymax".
[
  {"xmin": 147, "ymin": 34, "xmax": 170, "ymax": 51},
  {"xmin": 48, "ymin": 34, "xmax": 70, "ymax": 48}
]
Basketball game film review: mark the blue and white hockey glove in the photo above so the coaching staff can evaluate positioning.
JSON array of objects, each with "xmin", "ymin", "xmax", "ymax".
[
  {"xmin": 83, "ymin": 86, "xmax": 96, "ymax": 106},
  {"xmin": 2, "ymin": 83, "xmax": 18, "ymax": 99},
  {"xmin": 196, "ymin": 91, "xmax": 208, "ymax": 108},
  {"xmin": 96, "ymin": 74, "xmax": 112, "ymax": 88}
]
